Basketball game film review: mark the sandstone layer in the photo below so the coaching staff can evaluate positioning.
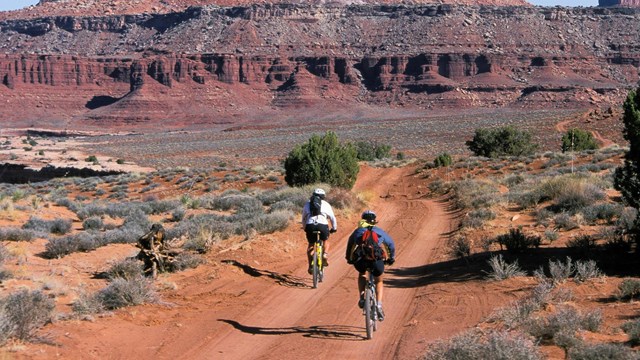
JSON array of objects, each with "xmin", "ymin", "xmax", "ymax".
[{"xmin": 0, "ymin": 4, "xmax": 638, "ymax": 129}]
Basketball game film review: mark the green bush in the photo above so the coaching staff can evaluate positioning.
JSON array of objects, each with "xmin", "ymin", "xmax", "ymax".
[
  {"xmin": 466, "ymin": 126, "xmax": 538, "ymax": 158},
  {"xmin": 354, "ymin": 141, "xmax": 391, "ymax": 161},
  {"xmin": 283, "ymin": 132, "xmax": 359, "ymax": 189},
  {"xmin": 561, "ymin": 128, "xmax": 598, "ymax": 153},
  {"xmin": 434, "ymin": 152, "xmax": 453, "ymax": 167}
]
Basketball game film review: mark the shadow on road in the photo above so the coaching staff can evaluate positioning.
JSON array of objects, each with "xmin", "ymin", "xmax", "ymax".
[
  {"xmin": 222, "ymin": 259, "xmax": 309, "ymax": 288},
  {"xmin": 219, "ymin": 319, "xmax": 367, "ymax": 340}
]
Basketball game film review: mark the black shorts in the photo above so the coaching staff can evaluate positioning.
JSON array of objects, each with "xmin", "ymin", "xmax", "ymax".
[
  {"xmin": 305, "ymin": 223, "xmax": 329, "ymax": 243},
  {"xmin": 354, "ymin": 259, "xmax": 385, "ymax": 277}
]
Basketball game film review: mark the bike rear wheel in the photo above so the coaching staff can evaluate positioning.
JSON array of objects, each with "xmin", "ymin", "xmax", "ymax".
[
  {"xmin": 312, "ymin": 248, "xmax": 319, "ymax": 288},
  {"xmin": 364, "ymin": 286, "xmax": 374, "ymax": 339},
  {"xmin": 312, "ymin": 233, "xmax": 322, "ymax": 288}
]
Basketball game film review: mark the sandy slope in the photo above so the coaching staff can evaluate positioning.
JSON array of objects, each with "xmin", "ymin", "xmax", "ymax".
[{"xmin": 9, "ymin": 165, "xmax": 525, "ymax": 360}]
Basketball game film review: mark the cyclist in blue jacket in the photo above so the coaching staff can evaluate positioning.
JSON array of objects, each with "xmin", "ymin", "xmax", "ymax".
[{"xmin": 345, "ymin": 210, "xmax": 396, "ymax": 321}]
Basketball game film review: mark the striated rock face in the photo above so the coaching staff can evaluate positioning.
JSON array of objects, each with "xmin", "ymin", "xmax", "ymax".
[
  {"xmin": 0, "ymin": 4, "xmax": 639, "ymax": 128},
  {"xmin": 600, "ymin": 0, "xmax": 640, "ymax": 7}
]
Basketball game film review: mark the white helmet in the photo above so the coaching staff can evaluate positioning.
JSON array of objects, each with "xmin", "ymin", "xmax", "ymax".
[{"xmin": 313, "ymin": 188, "xmax": 326, "ymax": 198}]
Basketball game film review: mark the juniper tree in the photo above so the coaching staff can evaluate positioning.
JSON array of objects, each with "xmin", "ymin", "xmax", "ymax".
[
  {"xmin": 614, "ymin": 86, "xmax": 640, "ymax": 250},
  {"xmin": 284, "ymin": 131, "xmax": 359, "ymax": 189},
  {"xmin": 561, "ymin": 128, "xmax": 598, "ymax": 153}
]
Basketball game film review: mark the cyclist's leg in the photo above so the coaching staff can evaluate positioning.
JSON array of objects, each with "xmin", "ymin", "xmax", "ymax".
[
  {"xmin": 371, "ymin": 260, "xmax": 385, "ymax": 303},
  {"xmin": 304, "ymin": 225, "xmax": 315, "ymax": 273},
  {"xmin": 354, "ymin": 260, "xmax": 367, "ymax": 307}
]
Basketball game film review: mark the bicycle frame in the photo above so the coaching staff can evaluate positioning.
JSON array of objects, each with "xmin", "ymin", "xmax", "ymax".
[{"xmin": 311, "ymin": 231, "xmax": 324, "ymax": 288}]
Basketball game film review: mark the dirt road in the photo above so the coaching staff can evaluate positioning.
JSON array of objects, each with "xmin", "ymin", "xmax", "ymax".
[{"xmin": 18, "ymin": 165, "xmax": 522, "ymax": 360}]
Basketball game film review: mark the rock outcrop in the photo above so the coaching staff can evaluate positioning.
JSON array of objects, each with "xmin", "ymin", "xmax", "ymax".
[{"xmin": 0, "ymin": 4, "xmax": 638, "ymax": 128}]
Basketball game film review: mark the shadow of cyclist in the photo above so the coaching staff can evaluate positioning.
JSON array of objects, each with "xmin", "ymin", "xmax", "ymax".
[
  {"xmin": 219, "ymin": 319, "xmax": 367, "ymax": 341},
  {"xmin": 221, "ymin": 259, "xmax": 310, "ymax": 288}
]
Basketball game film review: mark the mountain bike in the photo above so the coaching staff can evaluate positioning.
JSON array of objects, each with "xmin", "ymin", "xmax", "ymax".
[
  {"xmin": 311, "ymin": 230, "xmax": 325, "ymax": 289},
  {"xmin": 363, "ymin": 268, "xmax": 378, "ymax": 339}
]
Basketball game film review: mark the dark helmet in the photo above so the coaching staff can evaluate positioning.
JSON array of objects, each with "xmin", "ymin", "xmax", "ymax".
[
  {"xmin": 151, "ymin": 223, "xmax": 164, "ymax": 232},
  {"xmin": 361, "ymin": 210, "xmax": 377, "ymax": 223}
]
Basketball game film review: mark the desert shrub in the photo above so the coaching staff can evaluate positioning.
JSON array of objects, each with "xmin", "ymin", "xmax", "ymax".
[
  {"xmin": 256, "ymin": 186, "xmax": 309, "ymax": 207},
  {"xmin": 581, "ymin": 203, "xmax": 623, "ymax": 225},
  {"xmin": 0, "ymin": 227, "xmax": 36, "ymax": 242},
  {"xmin": 209, "ymin": 194, "xmax": 262, "ymax": 213},
  {"xmin": 44, "ymin": 232, "xmax": 102, "ymax": 258},
  {"xmin": 466, "ymin": 126, "xmax": 538, "ymax": 158},
  {"xmin": 616, "ymin": 207, "xmax": 638, "ymax": 233},
  {"xmin": 502, "ymin": 174, "xmax": 526, "ymax": 188},
  {"xmin": 22, "ymin": 216, "xmax": 72, "ymax": 235},
  {"xmin": 0, "ymin": 244, "xmax": 9, "ymax": 265},
  {"xmin": 447, "ymin": 235, "xmax": 471, "ymax": 260},
  {"xmin": 617, "ymin": 278, "xmax": 640, "ymax": 300},
  {"xmin": 509, "ymin": 189, "xmax": 542, "ymax": 210},
  {"xmin": 548, "ymin": 257, "xmax": 575, "ymax": 283},
  {"xmin": 573, "ymin": 260, "xmax": 603, "ymax": 283},
  {"xmin": 428, "ymin": 179, "xmax": 453, "ymax": 195},
  {"xmin": 553, "ymin": 183, "xmax": 606, "ymax": 214},
  {"xmin": 434, "ymin": 152, "xmax": 453, "ymax": 168},
  {"xmin": 82, "ymin": 216, "xmax": 104, "ymax": 231},
  {"xmin": 171, "ymin": 207, "xmax": 186, "ymax": 222},
  {"xmin": 486, "ymin": 255, "xmax": 526, "ymax": 280},
  {"xmin": 495, "ymin": 228, "xmax": 541, "ymax": 253},
  {"xmin": 0, "ymin": 290, "xmax": 55, "ymax": 344},
  {"xmin": 525, "ymin": 306, "xmax": 602, "ymax": 345},
  {"xmin": 325, "ymin": 187, "xmax": 361, "ymax": 210},
  {"xmin": 452, "ymin": 179, "xmax": 499, "ymax": 210},
  {"xmin": 554, "ymin": 212, "xmax": 580, "ymax": 231},
  {"xmin": 492, "ymin": 281, "xmax": 553, "ymax": 327},
  {"xmin": 283, "ymin": 131, "xmax": 359, "ymax": 189},
  {"xmin": 561, "ymin": 128, "xmax": 598, "ymax": 153},
  {"xmin": 168, "ymin": 253, "xmax": 204, "ymax": 272},
  {"xmin": 621, "ymin": 318, "xmax": 640, "ymax": 345},
  {"xmin": 183, "ymin": 226, "xmax": 220, "ymax": 253},
  {"xmin": 462, "ymin": 208, "xmax": 496, "ymax": 229},
  {"xmin": 424, "ymin": 329, "xmax": 541, "ymax": 360},
  {"xmin": 353, "ymin": 141, "xmax": 391, "ymax": 161},
  {"xmin": 105, "ymin": 258, "xmax": 144, "ymax": 281},
  {"xmin": 269, "ymin": 200, "xmax": 297, "ymax": 213},
  {"xmin": 249, "ymin": 210, "xmax": 293, "ymax": 234},
  {"xmin": 535, "ymin": 208, "xmax": 554, "ymax": 227},
  {"xmin": 568, "ymin": 343, "xmax": 637, "ymax": 360},
  {"xmin": 566, "ymin": 235, "xmax": 597, "ymax": 257},
  {"xmin": 71, "ymin": 290, "xmax": 104, "ymax": 315},
  {"xmin": 544, "ymin": 229, "xmax": 559, "ymax": 242},
  {"xmin": 96, "ymin": 276, "xmax": 157, "ymax": 310}
]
